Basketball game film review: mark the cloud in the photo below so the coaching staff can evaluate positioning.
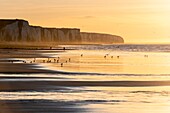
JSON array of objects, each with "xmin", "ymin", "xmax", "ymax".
[
  {"xmin": 74, "ymin": 16, "xmax": 96, "ymax": 20},
  {"xmin": 83, "ymin": 16, "xmax": 95, "ymax": 19}
]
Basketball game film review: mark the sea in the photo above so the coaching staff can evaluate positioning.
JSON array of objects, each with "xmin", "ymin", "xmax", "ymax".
[{"xmin": 1, "ymin": 44, "xmax": 170, "ymax": 113}]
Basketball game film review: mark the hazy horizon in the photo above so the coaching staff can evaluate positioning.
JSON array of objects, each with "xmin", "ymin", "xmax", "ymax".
[{"xmin": 1, "ymin": 0, "xmax": 170, "ymax": 44}]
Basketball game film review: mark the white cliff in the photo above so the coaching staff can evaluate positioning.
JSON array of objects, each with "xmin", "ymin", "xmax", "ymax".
[
  {"xmin": 80, "ymin": 32, "xmax": 124, "ymax": 44},
  {"xmin": 0, "ymin": 19, "xmax": 124, "ymax": 44},
  {"xmin": 0, "ymin": 19, "xmax": 81, "ymax": 44}
]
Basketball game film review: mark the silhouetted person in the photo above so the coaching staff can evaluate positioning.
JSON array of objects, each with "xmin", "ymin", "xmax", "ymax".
[
  {"xmin": 117, "ymin": 56, "xmax": 120, "ymax": 59},
  {"xmin": 54, "ymin": 59, "xmax": 56, "ymax": 62},
  {"xmin": 69, "ymin": 58, "xmax": 71, "ymax": 62},
  {"xmin": 47, "ymin": 60, "xmax": 51, "ymax": 63},
  {"xmin": 43, "ymin": 60, "xmax": 45, "ymax": 63},
  {"xmin": 63, "ymin": 47, "xmax": 66, "ymax": 51},
  {"xmin": 104, "ymin": 56, "xmax": 106, "ymax": 59},
  {"xmin": 57, "ymin": 60, "xmax": 59, "ymax": 63},
  {"xmin": 33, "ymin": 58, "xmax": 36, "ymax": 62},
  {"xmin": 30, "ymin": 61, "xmax": 32, "ymax": 63},
  {"xmin": 61, "ymin": 63, "xmax": 63, "ymax": 67},
  {"xmin": 111, "ymin": 56, "xmax": 113, "ymax": 58},
  {"xmin": 81, "ymin": 54, "xmax": 83, "ymax": 57}
]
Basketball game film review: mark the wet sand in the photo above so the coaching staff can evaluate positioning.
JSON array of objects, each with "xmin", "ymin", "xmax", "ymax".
[
  {"xmin": 0, "ymin": 47, "xmax": 89, "ymax": 113},
  {"xmin": 1, "ymin": 46, "xmax": 170, "ymax": 113},
  {"xmin": 0, "ymin": 100, "xmax": 86, "ymax": 113},
  {"xmin": 0, "ymin": 47, "xmax": 67, "ymax": 73},
  {"xmin": 0, "ymin": 63, "xmax": 57, "ymax": 73},
  {"xmin": 1, "ymin": 46, "xmax": 170, "ymax": 74},
  {"xmin": 1, "ymin": 78, "xmax": 170, "ymax": 91},
  {"xmin": 0, "ymin": 78, "xmax": 170, "ymax": 113},
  {"xmin": 1, "ymin": 74, "xmax": 170, "ymax": 113},
  {"xmin": 42, "ymin": 49, "xmax": 170, "ymax": 74}
]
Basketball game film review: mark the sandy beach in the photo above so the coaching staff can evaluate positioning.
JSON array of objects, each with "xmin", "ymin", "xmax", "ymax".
[
  {"xmin": 1, "ymin": 79, "xmax": 170, "ymax": 91},
  {"xmin": 0, "ymin": 46, "xmax": 68, "ymax": 73},
  {"xmin": 0, "ymin": 76, "xmax": 170, "ymax": 113},
  {"xmin": 1, "ymin": 0, "xmax": 170, "ymax": 112},
  {"xmin": 1, "ymin": 45, "xmax": 170, "ymax": 74},
  {"xmin": 0, "ymin": 100, "xmax": 86, "ymax": 113},
  {"xmin": 1, "ymin": 45, "xmax": 170, "ymax": 113}
]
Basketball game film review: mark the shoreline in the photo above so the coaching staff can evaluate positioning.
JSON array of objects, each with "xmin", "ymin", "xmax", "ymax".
[
  {"xmin": 0, "ymin": 99, "xmax": 85, "ymax": 113},
  {"xmin": 0, "ymin": 80, "xmax": 170, "ymax": 91}
]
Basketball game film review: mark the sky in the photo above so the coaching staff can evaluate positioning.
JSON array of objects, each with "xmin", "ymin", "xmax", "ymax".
[{"xmin": 0, "ymin": 0, "xmax": 170, "ymax": 43}]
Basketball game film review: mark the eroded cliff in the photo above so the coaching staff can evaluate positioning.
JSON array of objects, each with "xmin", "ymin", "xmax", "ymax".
[
  {"xmin": 81, "ymin": 32, "xmax": 124, "ymax": 44},
  {"xmin": 0, "ymin": 19, "xmax": 124, "ymax": 45},
  {"xmin": 0, "ymin": 19, "xmax": 81, "ymax": 44}
]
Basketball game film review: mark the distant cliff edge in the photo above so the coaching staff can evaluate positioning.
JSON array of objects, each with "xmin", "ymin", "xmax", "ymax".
[
  {"xmin": 81, "ymin": 32, "xmax": 124, "ymax": 44},
  {"xmin": 0, "ymin": 19, "xmax": 124, "ymax": 45}
]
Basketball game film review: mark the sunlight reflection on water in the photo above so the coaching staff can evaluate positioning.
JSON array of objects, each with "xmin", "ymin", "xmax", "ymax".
[{"xmin": 1, "ymin": 45, "xmax": 170, "ymax": 113}]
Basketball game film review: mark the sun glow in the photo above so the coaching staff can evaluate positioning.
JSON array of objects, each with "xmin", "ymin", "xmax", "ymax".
[{"xmin": 0, "ymin": 0, "xmax": 170, "ymax": 43}]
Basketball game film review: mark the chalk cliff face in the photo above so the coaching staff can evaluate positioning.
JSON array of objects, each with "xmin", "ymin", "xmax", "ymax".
[
  {"xmin": 0, "ymin": 19, "xmax": 124, "ymax": 44},
  {"xmin": 81, "ymin": 32, "xmax": 124, "ymax": 44},
  {"xmin": 0, "ymin": 19, "xmax": 81, "ymax": 44}
]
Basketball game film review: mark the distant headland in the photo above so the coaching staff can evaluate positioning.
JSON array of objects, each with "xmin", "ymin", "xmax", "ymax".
[{"xmin": 0, "ymin": 19, "xmax": 124, "ymax": 45}]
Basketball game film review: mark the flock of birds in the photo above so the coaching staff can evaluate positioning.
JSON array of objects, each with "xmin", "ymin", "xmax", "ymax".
[
  {"xmin": 9, "ymin": 53, "xmax": 149, "ymax": 67},
  {"xmin": 104, "ymin": 54, "xmax": 120, "ymax": 59},
  {"xmin": 9, "ymin": 53, "xmax": 122, "ymax": 67},
  {"xmin": 28, "ymin": 57, "xmax": 70, "ymax": 67},
  {"xmin": 28, "ymin": 54, "xmax": 85, "ymax": 67},
  {"xmin": 27, "ymin": 53, "xmax": 122, "ymax": 67},
  {"xmin": 8, "ymin": 47, "xmax": 149, "ymax": 67}
]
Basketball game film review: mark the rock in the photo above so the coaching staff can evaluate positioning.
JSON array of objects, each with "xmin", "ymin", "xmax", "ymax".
[
  {"xmin": 0, "ymin": 19, "xmax": 124, "ymax": 45},
  {"xmin": 80, "ymin": 32, "xmax": 124, "ymax": 44}
]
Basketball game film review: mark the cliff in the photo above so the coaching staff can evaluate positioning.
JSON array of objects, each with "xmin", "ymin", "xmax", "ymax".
[
  {"xmin": 0, "ymin": 19, "xmax": 81, "ymax": 44},
  {"xmin": 81, "ymin": 32, "xmax": 124, "ymax": 44},
  {"xmin": 0, "ymin": 19, "xmax": 124, "ymax": 45}
]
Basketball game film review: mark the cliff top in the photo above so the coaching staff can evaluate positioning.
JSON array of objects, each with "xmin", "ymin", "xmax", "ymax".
[
  {"xmin": 30, "ymin": 25, "xmax": 80, "ymax": 30},
  {"xmin": 0, "ymin": 19, "xmax": 28, "ymax": 22},
  {"xmin": 0, "ymin": 19, "xmax": 28, "ymax": 29},
  {"xmin": 0, "ymin": 19, "xmax": 80, "ymax": 30},
  {"xmin": 81, "ymin": 32, "xmax": 122, "ymax": 37}
]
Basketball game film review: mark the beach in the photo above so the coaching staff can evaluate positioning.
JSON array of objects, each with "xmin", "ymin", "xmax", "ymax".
[{"xmin": 0, "ymin": 44, "xmax": 170, "ymax": 113}]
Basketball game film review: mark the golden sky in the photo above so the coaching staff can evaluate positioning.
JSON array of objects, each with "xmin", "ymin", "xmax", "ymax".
[{"xmin": 1, "ymin": 0, "xmax": 170, "ymax": 43}]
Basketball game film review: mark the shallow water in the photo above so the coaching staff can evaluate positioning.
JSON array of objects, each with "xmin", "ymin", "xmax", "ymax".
[
  {"xmin": 42, "ymin": 45, "xmax": 170, "ymax": 74},
  {"xmin": 0, "ymin": 75, "xmax": 170, "ymax": 113},
  {"xmin": 1, "ymin": 44, "xmax": 170, "ymax": 113}
]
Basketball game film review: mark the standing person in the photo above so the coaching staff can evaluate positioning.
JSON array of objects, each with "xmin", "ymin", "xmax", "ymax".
[
  {"xmin": 61, "ymin": 63, "xmax": 63, "ymax": 67},
  {"xmin": 69, "ymin": 58, "xmax": 71, "ymax": 62}
]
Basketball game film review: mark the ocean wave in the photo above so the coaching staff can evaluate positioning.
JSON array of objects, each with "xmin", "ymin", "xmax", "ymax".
[{"xmin": 67, "ymin": 44, "xmax": 170, "ymax": 53}]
